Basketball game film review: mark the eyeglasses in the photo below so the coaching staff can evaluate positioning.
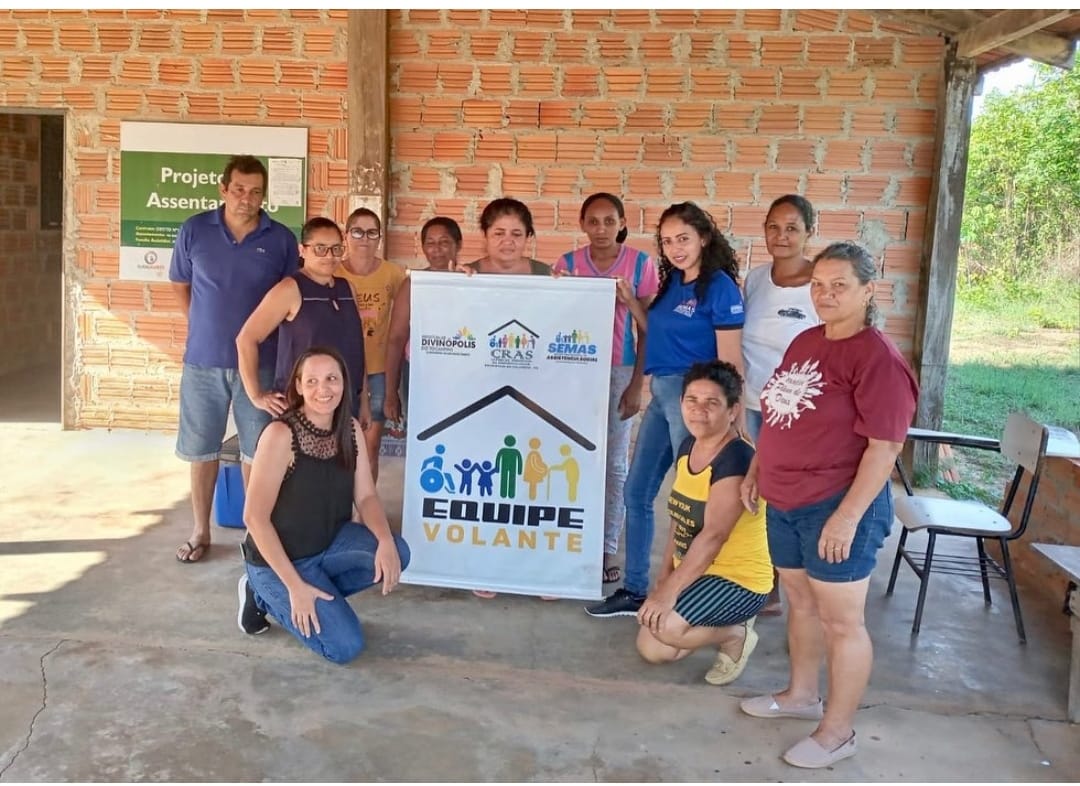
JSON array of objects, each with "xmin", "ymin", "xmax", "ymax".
[
  {"xmin": 348, "ymin": 227, "xmax": 382, "ymax": 241},
  {"xmin": 303, "ymin": 243, "xmax": 346, "ymax": 258}
]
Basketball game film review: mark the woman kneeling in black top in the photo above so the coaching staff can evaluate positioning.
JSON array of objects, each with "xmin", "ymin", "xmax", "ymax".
[{"xmin": 238, "ymin": 345, "xmax": 410, "ymax": 664}]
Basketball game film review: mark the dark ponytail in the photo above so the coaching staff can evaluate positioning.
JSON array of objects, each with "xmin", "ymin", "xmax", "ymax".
[{"xmin": 580, "ymin": 192, "xmax": 629, "ymax": 245}]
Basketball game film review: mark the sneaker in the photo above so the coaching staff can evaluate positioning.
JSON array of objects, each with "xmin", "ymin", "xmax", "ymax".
[
  {"xmin": 584, "ymin": 588, "xmax": 645, "ymax": 618},
  {"xmin": 237, "ymin": 574, "xmax": 270, "ymax": 635}
]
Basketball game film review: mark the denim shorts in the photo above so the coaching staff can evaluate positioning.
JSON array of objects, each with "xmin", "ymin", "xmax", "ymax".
[
  {"xmin": 766, "ymin": 484, "xmax": 894, "ymax": 582},
  {"xmin": 176, "ymin": 364, "xmax": 273, "ymax": 463},
  {"xmin": 366, "ymin": 372, "xmax": 386, "ymax": 424}
]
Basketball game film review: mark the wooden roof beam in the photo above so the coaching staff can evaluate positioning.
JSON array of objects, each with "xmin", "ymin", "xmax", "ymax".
[
  {"xmin": 957, "ymin": 9, "xmax": 1074, "ymax": 58},
  {"xmin": 985, "ymin": 28, "xmax": 1074, "ymax": 70},
  {"xmin": 882, "ymin": 10, "xmax": 1077, "ymax": 70}
]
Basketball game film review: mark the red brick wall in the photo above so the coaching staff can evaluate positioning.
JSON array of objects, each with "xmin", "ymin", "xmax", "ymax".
[
  {"xmin": 0, "ymin": 112, "xmax": 62, "ymax": 378},
  {"xmin": 0, "ymin": 9, "xmax": 348, "ymax": 429},
  {"xmin": 1, "ymin": 9, "xmax": 943, "ymax": 430},
  {"xmin": 386, "ymin": 9, "xmax": 944, "ymax": 356}
]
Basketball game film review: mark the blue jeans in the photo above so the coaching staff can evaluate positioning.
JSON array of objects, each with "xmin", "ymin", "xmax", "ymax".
[
  {"xmin": 604, "ymin": 366, "xmax": 636, "ymax": 555},
  {"xmin": 623, "ymin": 374, "xmax": 690, "ymax": 596},
  {"xmin": 744, "ymin": 407, "xmax": 763, "ymax": 444},
  {"xmin": 245, "ymin": 523, "xmax": 411, "ymax": 664}
]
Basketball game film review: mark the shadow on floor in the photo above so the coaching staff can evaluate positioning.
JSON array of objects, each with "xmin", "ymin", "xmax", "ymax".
[{"xmin": 0, "ymin": 426, "xmax": 1076, "ymax": 781}]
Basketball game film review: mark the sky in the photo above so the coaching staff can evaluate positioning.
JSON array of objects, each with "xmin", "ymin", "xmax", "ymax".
[{"xmin": 972, "ymin": 59, "xmax": 1038, "ymax": 117}]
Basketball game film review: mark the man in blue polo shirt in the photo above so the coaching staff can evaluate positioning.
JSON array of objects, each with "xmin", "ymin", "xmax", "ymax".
[{"xmin": 170, "ymin": 154, "xmax": 298, "ymax": 564}]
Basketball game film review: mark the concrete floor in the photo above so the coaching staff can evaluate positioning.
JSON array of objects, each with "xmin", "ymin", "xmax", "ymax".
[{"xmin": 0, "ymin": 406, "xmax": 1078, "ymax": 780}]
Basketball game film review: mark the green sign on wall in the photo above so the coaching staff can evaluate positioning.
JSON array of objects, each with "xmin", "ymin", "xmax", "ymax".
[{"xmin": 119, "ymin": 122, "xmax": 308, "ymax": 281}]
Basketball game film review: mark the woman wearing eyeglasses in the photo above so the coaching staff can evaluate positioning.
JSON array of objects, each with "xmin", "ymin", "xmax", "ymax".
[
  {"xmin": 237, "ymin": 217, "xmax": 367, "ymax": 419},
  {"xmin": 336, "ymin": 208, "xmax": 408, "ymax": 482}
]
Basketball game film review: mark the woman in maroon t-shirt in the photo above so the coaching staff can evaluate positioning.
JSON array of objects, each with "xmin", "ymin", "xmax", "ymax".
[{"xmin": 737, "ymin": 241, "xmax": 918, "ymax": 769}]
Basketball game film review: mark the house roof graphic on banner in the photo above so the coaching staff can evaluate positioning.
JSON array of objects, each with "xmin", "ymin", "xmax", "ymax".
[
  {"xmin": 487, "ymin": 319, "xmax": 539, "ymax": 338},
  {"xmin": 415, "ymin": 385, "xmax": 596, "ymax": 451}
]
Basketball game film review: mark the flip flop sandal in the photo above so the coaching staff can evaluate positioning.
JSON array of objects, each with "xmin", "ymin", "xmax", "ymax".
[
  {"xmin": 176, "ymin": 540, "xmax": 209, "ymax": 564},
  {"xmin": 602, "ymin": 565, "xmax": 622, "ymax": 583}
]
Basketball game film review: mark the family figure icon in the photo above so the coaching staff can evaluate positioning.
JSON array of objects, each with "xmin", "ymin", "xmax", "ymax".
[{"xmin": 419, "ymin": 437, "xmax": 579, "ymax": 501}]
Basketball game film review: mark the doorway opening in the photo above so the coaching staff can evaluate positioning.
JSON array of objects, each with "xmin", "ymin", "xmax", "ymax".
[{"xmin": 0, "ymin": 111, "xmax": 64, "ymax": 424}]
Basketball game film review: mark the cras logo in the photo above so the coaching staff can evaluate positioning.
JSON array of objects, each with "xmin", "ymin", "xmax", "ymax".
[
  {"xmin": 485, "ymin": 319, "xmax": 539, "ymax": 370},
  {"xmin": 413, "ymin": 385, "xmax": 596, "ymax": 553},
  {"xmin": 546, "ymin": 328, "xmax": 598, "ymax": 364},
  {"xmin": 420, "ymin": 326, "xmax": 477, "ymax": 357}
]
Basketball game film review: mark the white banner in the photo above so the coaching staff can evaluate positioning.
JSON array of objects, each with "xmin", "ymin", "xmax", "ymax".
[{"xmin": 401, "ymin": 271, "xmax": 615, "ymax": 599}]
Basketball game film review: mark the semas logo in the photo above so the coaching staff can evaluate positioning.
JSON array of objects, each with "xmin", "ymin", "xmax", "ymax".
[{"xmin": 546, "ymin": 328, "xmax": 598, "ymax": 364}]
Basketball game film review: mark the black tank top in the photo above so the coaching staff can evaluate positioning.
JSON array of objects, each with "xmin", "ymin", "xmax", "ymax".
[{"xmin": 242, "ymin": 411, "xmax": 356, "ymax": 566}]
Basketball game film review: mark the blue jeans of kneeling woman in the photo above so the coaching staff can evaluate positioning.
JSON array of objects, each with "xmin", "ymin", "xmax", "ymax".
[
  {"xmin": 623, "ymin": 373, "xmax": 691, "ymax": 597},
  {"xmin": 245, "ymin": 523, "xmax": 411, "ymax": 664}
]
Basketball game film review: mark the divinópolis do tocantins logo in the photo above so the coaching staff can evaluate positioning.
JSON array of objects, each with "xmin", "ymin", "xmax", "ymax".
[{"xmin": 420, "ymin": 326, "xmax": 477, "ymax": 357}]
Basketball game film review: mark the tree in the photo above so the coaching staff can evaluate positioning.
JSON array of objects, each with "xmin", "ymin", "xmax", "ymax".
[{"xmin": 962, "ymin": 65, "xmax": 1080, "ymax": 285}]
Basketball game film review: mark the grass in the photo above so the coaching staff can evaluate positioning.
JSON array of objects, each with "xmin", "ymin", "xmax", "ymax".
[{"xmin": 934, "ymin": 276, "xmax": 1080, "ymax": 503}]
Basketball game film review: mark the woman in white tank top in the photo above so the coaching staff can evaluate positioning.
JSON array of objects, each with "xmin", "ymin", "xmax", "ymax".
[
  {"xmin": 740, "ymin": 194, "xmax": 820, "ymax": 616},
  {"xmin": 742, "ymin": 195, "xmax": 821, "ymax": 442}
]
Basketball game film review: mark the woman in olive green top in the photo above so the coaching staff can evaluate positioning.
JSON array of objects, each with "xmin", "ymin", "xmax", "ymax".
[
  {"xmin": 459, "ymin": 198, "xmax": 551, "ymax": 599},
  {"xmin": 461, "ymin": 198, "xmax": 552, "ymax": 277}
]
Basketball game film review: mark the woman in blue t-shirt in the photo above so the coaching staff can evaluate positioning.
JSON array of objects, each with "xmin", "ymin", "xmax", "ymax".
[{"xmin": 587, "ymin": 202, "xmax": 746, "ymax": 618}]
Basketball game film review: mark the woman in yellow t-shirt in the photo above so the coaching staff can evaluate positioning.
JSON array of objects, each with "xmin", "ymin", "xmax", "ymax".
[
  {"xmin": 635, "ymin": 360, "xmax": 773, "ymax": 686},
  {"xmin": 336, "ymin": 207, "xmax": 407, "ymax": 483}
]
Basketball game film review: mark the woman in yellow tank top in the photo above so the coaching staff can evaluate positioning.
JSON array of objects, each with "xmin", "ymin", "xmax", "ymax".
[{"xmin": 635, "ymin": 360, "xmax": 773, "ymax": 687}]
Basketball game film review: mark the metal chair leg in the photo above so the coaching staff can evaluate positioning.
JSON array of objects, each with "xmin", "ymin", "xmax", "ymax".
[
  {"xmin": 895, "ymin": 456, "xmax": 914, "ymax": 496},
  {"xmin": 975, "ymin": 537, "xmax": 992, "ymax": 606},
  {"xmin": 912, "ymin": 530, "xmax": 936, "ymax": 635},
  {"xmin": 999, "ymin": 538, "xmax": 1026, "ymax": 644},
  {"xmin": 886, "ymin": 527, "xmax": 908, "ymax": 595}
]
